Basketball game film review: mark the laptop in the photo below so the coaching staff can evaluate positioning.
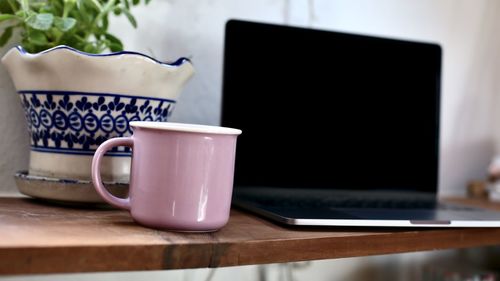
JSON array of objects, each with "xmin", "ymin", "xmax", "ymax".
[{"xmin": 220, "ymin": 19, "xmax": 500, "ymax": 227}]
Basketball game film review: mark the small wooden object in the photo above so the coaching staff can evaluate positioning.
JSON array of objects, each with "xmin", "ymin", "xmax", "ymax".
[{"xmin": 467, "ymin": 180, "xmax": 489, "ymax": 199}]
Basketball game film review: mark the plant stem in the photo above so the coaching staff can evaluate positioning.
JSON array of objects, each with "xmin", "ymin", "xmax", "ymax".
[
  {"xmin": 7, "ymin": 0, "xmax": 17, "ymax": 13},
  {"xmin": 92, "ymin": 0, "xmax": 115, "ymax": 29},
  {"xmin": 20, "ymin": 0, "xmax": 30, "ymax": 14}
]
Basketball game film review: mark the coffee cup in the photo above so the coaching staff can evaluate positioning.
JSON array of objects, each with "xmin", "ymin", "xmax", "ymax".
[{"xmin": 91, "ymin": 121, "xmax": 242, "ymax": 232}]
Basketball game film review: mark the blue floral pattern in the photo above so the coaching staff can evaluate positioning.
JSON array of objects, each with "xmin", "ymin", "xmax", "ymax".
[{"xmin": 19, "ymin": 91, "xmax": 176, "ymax": 156}]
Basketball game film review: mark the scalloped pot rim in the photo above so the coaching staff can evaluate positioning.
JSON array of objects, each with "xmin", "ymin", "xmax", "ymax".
[
  {"xmin": 13, "ymin": 45, "xmax": 191, "ymax": 67},
  {"xmin": 2, "ymin": 44, "xmax": 195, "ymax": 99}
]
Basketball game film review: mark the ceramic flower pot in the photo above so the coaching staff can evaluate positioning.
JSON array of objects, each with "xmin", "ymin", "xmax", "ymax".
[{"xmin": 2, "ymin": 45, "xmax": 194, "ymax": 184}]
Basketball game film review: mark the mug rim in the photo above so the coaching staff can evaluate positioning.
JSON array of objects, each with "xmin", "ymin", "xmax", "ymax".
[{"xmin": 130, "ymin": 121, "xmax": 242, "ymax": 135}]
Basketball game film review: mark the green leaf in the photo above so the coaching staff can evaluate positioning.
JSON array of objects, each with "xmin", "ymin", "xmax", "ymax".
[
  {"xmin": 121, "ymin": 0, "xmax": 129, "ymax": 9},
  {"xmin": 63, "ymin": 0, "xmax": 77, "ymax": 17},
  {"xmin": 26, "ymin": 13, "xmax": 54, "ymax": 30},
  {"xmin": 85, "ymin": 0, "xmax": 102, "ymax": 11},
  {"xmin": 74, "ymin": 0, "xmax": 90, "ymax": 22},
  {"xmin": 39, "ymin": 6, "xmax": 54, "ymax": 13},
  {"xmin": 0, "ymin": 26, "xmax": 13, "ymax": 47},
  {"xmin": 49, "ymin": 26, "xmax": 62, "ymax": 38},
  {"xmin": 18, "ymin": 0, "xmax": 29, "ymax": 13},
  {"xmin": 0, "ymin": 0, "xmax": 13, "ymax": 13},
  {"xmin": 29, "ymin": 29, "xmax": 48, "ymax": 45},
  {"xmin": 54, "ymin": 16, "xmax": 76, "ymax": 31},
  {"xmin": 52, "ymin": 0, "xmax": 64, "ymax": 14},
  {"xmin": 15, "ymin": 10, "xmax": 26, "ymax": 17},
  {"xmin": 100, "ymin": 0, "xmax": 116, "ymax": 16},
  {"xmin": 121, "ymin": 7, "xmax": 136, "ymax": 28},
  {"xmin": 0, "ymin": 14, "xmax": 18, "ymax": 22},
  {"xmin": 101, "ymin": 13, "xmax": 108, "ymax": 30},
  {"xmin": 63, "ymin": 35, "xmax": 79, "ymax": 46},
  {"xmin": 103, "ymin": 34, "xmax": 123, "ymax": 52},
  {"xmin": 108, "ymin": 42, "xmax": 122, "ymax": 52},
  {"xmin": 83, "ymin": 42, "xmax": 98, "ymax": 53},
  {"xmin": 104, "ymin": 32, "xmax": 120, "ymax": 44},
  {"xmin": 104, "ymin": 32, "xmax": 123, "ymax": 51},
  {"xmin": 7, "ymin": 0, "xmax": 18, "ymax": 11},
  {"xmin": 6, "ymin": 0, "xmax": 147, "ymax": 53}
]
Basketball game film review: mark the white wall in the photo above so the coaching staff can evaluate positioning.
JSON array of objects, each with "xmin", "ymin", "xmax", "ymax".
[
  {"xmin": 107, "ymin": 0, "xmax": 500, "ymax": 196},
  {"xmin": 0, "ymin": 38, "xmax": 29, "ymax": 195},
  {"xmin": 1, "ymin": 0, "xmax": 499, "ymax": 195},
  {"xmin": 310, "ymin": 0, "xmax": 500, "ymax": 196},
  {"xmin": 1, "ymin": 0, "xmax": 499, "ymax": 280}
]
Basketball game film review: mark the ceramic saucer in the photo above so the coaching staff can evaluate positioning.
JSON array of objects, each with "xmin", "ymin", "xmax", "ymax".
[{"xmin": 14, "ymin": 171, "xmax": 128, "ymax": 204}]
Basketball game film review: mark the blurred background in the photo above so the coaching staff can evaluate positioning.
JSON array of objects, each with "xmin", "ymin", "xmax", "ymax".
[{"xmin": 2, "ymin": 0, "xmax": 500, "ymax": 280}]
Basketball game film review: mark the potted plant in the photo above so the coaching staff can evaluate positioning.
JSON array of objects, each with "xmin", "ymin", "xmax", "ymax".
[
  {"xmin": 0, "ymin": 0, "xmax": 145, "ymax": 53},
  {"xmin": 0, "ymin": 0, "xmax": 194, "ymax": 203}
]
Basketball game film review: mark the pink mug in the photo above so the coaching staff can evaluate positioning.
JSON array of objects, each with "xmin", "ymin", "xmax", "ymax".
[{"xmin": 91, "ymin": 121, "xmax": 242, "ymax": 232}]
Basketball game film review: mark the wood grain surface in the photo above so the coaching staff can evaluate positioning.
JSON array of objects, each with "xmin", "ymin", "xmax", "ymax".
[{"xmin": 1, "ymin": 197, "xmax": 500, "ymax": 275}]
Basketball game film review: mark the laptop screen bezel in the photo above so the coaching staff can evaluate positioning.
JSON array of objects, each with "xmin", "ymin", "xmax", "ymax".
[{"xmin": 220, "ymin": 19, "xmax": 441, "ymax": 194}]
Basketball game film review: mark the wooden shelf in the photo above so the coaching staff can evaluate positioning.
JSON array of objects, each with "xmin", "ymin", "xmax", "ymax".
[{"xmin": 1, "ymin": 197, "xmax": 500, "ymax": 275}]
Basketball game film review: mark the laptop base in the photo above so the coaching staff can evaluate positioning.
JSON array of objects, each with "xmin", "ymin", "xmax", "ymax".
[{"xmin": 233, "ymin": 187, "xmax": 500, "ymax": 227}]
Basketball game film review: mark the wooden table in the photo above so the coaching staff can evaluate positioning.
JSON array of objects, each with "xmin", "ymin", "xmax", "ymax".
[{"xmin": 1, "ymin": 197, "xmax": 500, "ymax": 275}]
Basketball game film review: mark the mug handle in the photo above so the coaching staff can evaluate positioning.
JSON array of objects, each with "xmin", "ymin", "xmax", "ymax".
[{"xmin": 91, "ymin": 137, "xmax": 134, "ymax": 210}]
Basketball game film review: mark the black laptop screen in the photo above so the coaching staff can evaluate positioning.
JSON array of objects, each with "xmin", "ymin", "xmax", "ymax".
[{"xmin": 221, "ymin": 20, "xmax": 441, "ymax": 192}]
